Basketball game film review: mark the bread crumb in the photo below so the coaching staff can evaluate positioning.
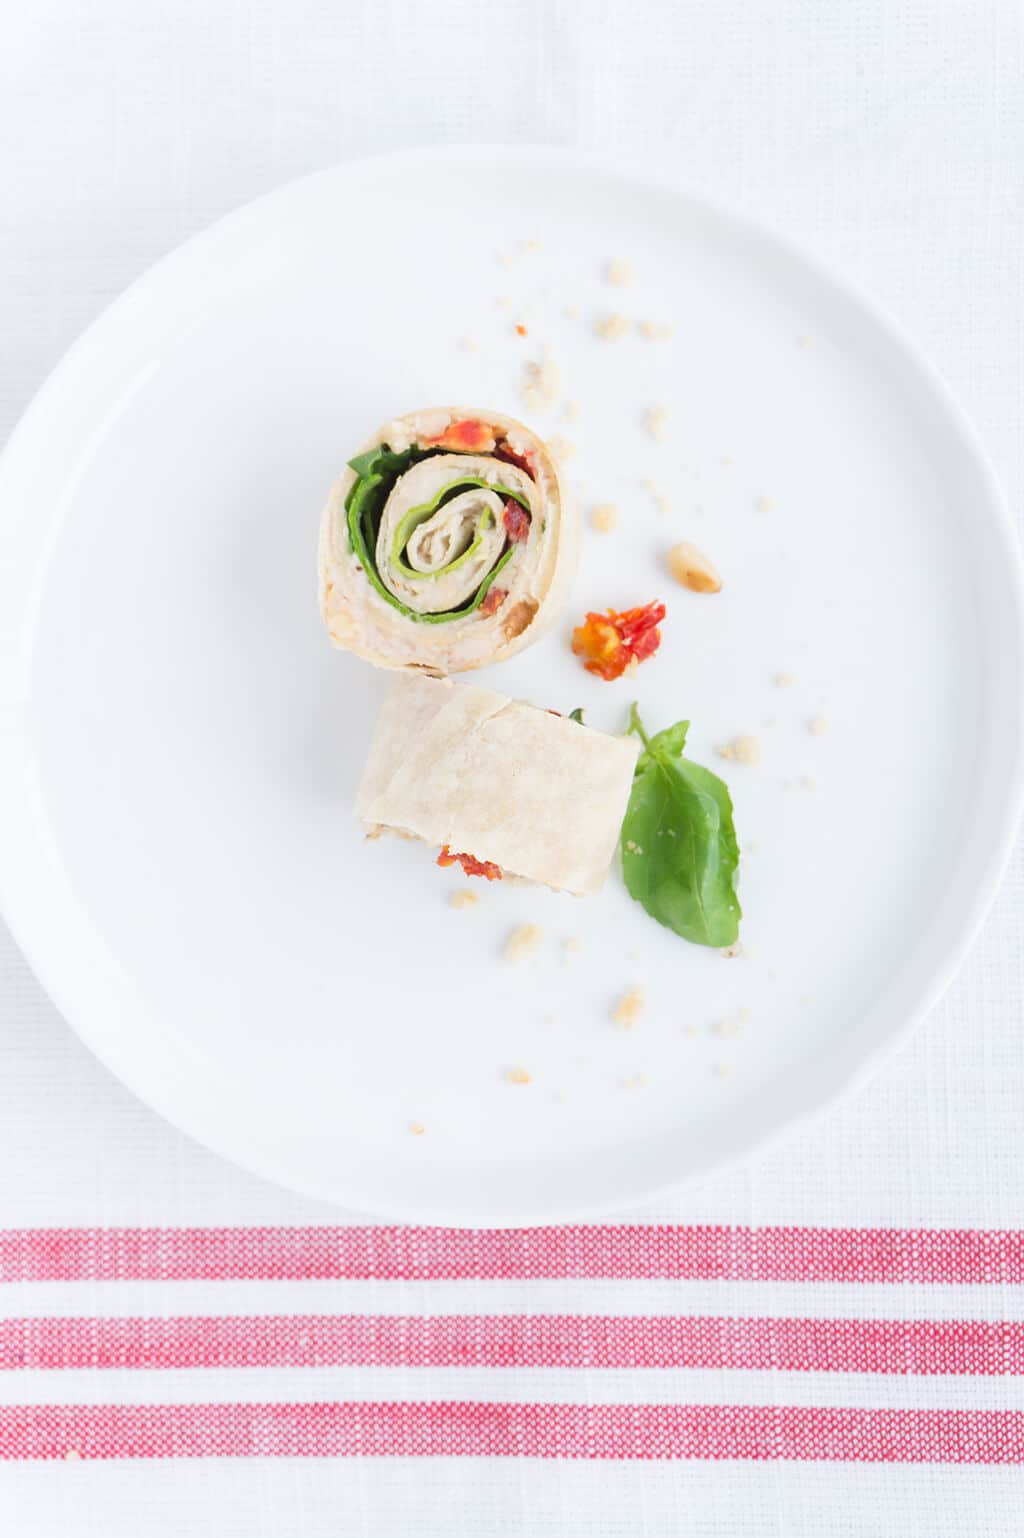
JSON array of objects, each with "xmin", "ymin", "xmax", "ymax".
[
  {"xmin": 667, "ymin": 541, "xmax": 722, "ymax": 593},
  {"xmin": 525, "ymin": 238, "xmax": 542, "ymax": 252},
  {"xmin": 645, "ymin": 406, "xmax": 669, "ymax": 441},
  {"xmin": 590, "ymin": 502, "xmax": 618, "ymax": 533},
  {"xmin": 721, "ymin": 941, "xmax": 744, "ymax": 959},
  {"xmin": 449, "ymin": 890, "xmax": 479, "ymax": 911},
  {"xmin": 605, "ymin": 259, "xmax": 633, "ymax": 286},
  {"xmin": 595, "ymin": 313, "xmax": 631, "ymax": 341},
  {"xmin": 459, "ymin": 337, "xmax": 479, "ymax": 353},
  {"xmin": 494, "ymin": 295, "xmax": 511, "ymax": 309},
  {"xmin": 638, "ymin": 319, "xmax": 673, "ymax": 340},
  {"xmin": 774, "ymin": 672, "xmax": 794, "ymax": 688},
  {"xmin": 754, "ymin": 495, "xmax": 773, "ymax": 513},
  {"xmin": 808, "ymin": 715, "xmax": 829, "ymax": 736},
  {"xmin": 505, "ymin": 1065, "xmax": 532, "ymax": 1085},
  {"xmin": 409, "ymin": 1121, "xmax": 426, "ymax": 1136},
  {"xmin": 717, "ymin": 735, "xmax": 761, "ymax": 766},
  {"xmin": 547, "ymin": 436, "xmax": 576, "ymax": 464},
  {"xmin": 612, "ymin": 986, "xmax": 645, "ymax": 1030},
  {"xmin": 562, "ymin": 400, "xmax": 579, "ymax": 423},
  {"xmin": 522, "ymin": 358, "xmax": 560, "ymax": 412},
  {"xmin": 712, "ymin": 1018, "xmax": 739, "ymax": 1037},
  {"xmin": 620, "ymin": 1073, "xmax": 647, "ymax": 1089},
  {"xmin": 515, "ymin": 322, "xmax": 528, "ymax": 337},
  {"xmin": 504, "ymin": 923, "xmax": 544, "ymax": 961}
]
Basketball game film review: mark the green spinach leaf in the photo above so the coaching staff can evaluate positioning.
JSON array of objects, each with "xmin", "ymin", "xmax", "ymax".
[{"xmin": 621, "ymin": 703, "xmax": 741, "ymax": 948}]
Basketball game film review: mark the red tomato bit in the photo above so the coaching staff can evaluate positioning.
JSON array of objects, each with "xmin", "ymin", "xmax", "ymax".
[
  {"xmin": 437, "ymin": 846, "xmax": 503, "ymax": 880},
  {"xmin": 492, "ymin": 437, "xmax": 536, "ymax": 480},
  {"xmin": 571, "ymin": 600, "xmax": 666, "ymax": 681},
  {"xmin": 478, "ymin": 586, "xmax": 508, "ymax": 617},
  {"xmin": 502, "ymin": 498, "xmax": 531, "ymax": 543},
  {"xmin": 423, "ymin": 418, "xmax": 497, "ymax": 453}
]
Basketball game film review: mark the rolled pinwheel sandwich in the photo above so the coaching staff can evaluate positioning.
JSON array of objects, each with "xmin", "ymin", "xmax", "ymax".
[
  {"xmin": 319, "ymin": 408, "xmax": 576, "ymax": 674},
  {"xmin": 356, "ymin": 675, "xmax": 640, "ymax": 897}
]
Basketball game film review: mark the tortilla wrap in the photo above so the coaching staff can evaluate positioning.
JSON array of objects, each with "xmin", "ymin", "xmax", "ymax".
[
  {"xmin": 319, "ymin": 407, "xmax": 576, "ymax": 673},
  {"xmin": 356, "ymin": 675, "xmax": 639, "ymax": 896}
]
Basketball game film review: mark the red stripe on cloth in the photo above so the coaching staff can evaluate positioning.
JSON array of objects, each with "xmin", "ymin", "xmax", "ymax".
[
  {"xmin": 1, "ymin": 1227, "xmax": 1021, "ymax": 1283},
  {"xmin": 3, "ymin": 1315, "xmax": 1022, "ymax": 1376},
  {"xmin": 1, "ymin": 1403, "xmax": 1021, "ymax": 1462}
]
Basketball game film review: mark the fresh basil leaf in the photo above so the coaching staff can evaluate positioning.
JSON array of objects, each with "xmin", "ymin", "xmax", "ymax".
[
  {"xmin": 568, "ymin": 707, "xmax": 585, "ymax": 724},
  {"xmin": 621, "ymin": 705, "xmax": 741, "ymax": 948}
]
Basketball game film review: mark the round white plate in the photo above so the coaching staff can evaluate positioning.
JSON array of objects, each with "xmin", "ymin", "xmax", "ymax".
[{"xmin": 1, "ymin": 148, "xmax": 1021, "ymax": 1224}]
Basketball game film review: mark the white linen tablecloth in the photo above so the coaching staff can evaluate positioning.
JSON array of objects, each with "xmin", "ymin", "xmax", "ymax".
[{"xmin": 1, "ymin": 2, "xmax": 1022, "ymax": 1533}]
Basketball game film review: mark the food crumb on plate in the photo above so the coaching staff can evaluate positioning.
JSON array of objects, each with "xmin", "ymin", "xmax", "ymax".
[
  {"xmin": 562, "ymin": 400, "xmax": 580, "ymax": 423},
  {"xmin": 774, "ymin": 671, "xmax": 794, "ymax": 688},
  {"xmin": 612, "ymin": 986, "xmax": 645, "ymax": 1030},
  {"xmin": 667, "ymin": 540, "xmax": 722, "ymax": 593},
  {"xmin": 563, "ymin": 936, "xmax": 582, "ymax": 958},
  {"xmin": 449, "ymin": 890, "xmax": 479, "ymax": 911},
  {"xmin": 505, "ymin": 1065, "xmax": 532, "ymax": 1085},
  {"xmin": 808, "ymin": 715, "xmax": 830, "ymax": 736},
  {"xmin": 494, "ymin": 294, "xmax": 511, "ymax": 309},
  {"xmin": 721, "ymin": 941, "xmax": 744, "ymax": 959},
  {"xmin": 712, "ymin": 1018, "xmax": 739, "ymax": 1037},
  {"xmin": 605, "ymin": 259, "xmax": 633, "ymax": 286},
  {"xmin": 754, "ymin": 494, "xmax": 773, "ymax": 512},
  {"xmin": 638, "ymin": 318, "xmax": 673, "ymax": 340},
  {"xmin": 504, "ymin": 923, "xmax": 544, "ymax": 961},
  {"xmin": 521, "ymin": 358, "xmax": 560, "ymax": 412},
  {"xmin": 594, "ymin": 313, "xmax": 631, "ymax": 341},
  {"xmin": 620, "ymin": 1072, "xmax": 647, "ymax": 1089},
  {"xmin": 459, "ymin": 337, "xmax": 479, "ymax": 352},
  {"xmin": 409, "ymin": 1121, "xmax": 426, "ymax": 1136},
  {"xmin": 645, "ymin": 406, "xmax": 669, "ymax": 440},
  {"xmin": 590, "ymin": 502, "xmax": 618, "ymax": 533},
  {"xmin": 717, "ymin": 734, "xmax": 761, "ymax": 766}
]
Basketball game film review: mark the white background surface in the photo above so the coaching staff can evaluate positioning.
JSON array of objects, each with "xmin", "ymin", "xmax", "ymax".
[{"xmin": 1, "ymin": 2, "xmax": 1022, "ymax": 1534}]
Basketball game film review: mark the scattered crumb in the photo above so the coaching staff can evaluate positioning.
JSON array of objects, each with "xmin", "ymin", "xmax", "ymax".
[
  {"xmin": 712, "ymin": 1018, "xmax": 739, "ymax": 1037},
  {"xmin": 504, "ymin": 923, "xmax": 544, "ymax": 961},
  {"xmin": 494, "ymin": 295, "xmax": 511, "ymax": 309},
  {"xmin": 590, "ymin": 502, "xmax": 618, "ymax": 533},
  {"xmin": 721, "ymin": 941, "xmax": 744, "ymax": 959},
  {"xmin": 808, "ymin": 715, "xmax": 830, "ymax": 736},
  {"xmin": 525, "ymin": 238, "xmax": 542, "ymax": 252},
  {"xmin": 612, "ymin": 986, "xmax": 645, "ymax": 1030},
  {"xmin": 638, "ymin": 319, "xmax": 673, "ymax": 340},
  {"xmin": 620, "ymin": 1073, "xmax": 647, "ymax": 1090},
  {"xmin": 754, "ymin": 495, "xmax": 773, "ymax": 513},
  {"xmin": 515, "ymin": 323, "xmax": 528, "ymax": 337},
  {"xmin": 712, "ymin": 1062, "xmax": 730, "ymax": 1078},
  {"xmin": 562, "ymin": 400, "xmax": 579, "ymax": 423},
  {"xmin": 595, "ymin": 312, "xmax": 631, "ymax": 341},
  {"xmin": 505, "ymin": 1065, "xmax": 532, "ymax": 1085},
  {"xmin": 449, "ymin": 890, "xmax": 479, "ymax": 911},
  {"xmin": 667, "ymin": 540, "xmax": 722, "ymax": 594},
  {"xmin": 547, "ymin": 435, "xmax": 577, "ymax": 464},
  {"xmin": 409, "ymin": 1121, "xmax": 426, "ymax": 1136},
  {"xmin": 801, "ymin": 775, "xmax": 817, "ymax": 791},
  {"xmin": 645, "ymin": 406, "xmax": 669, "ymax": 441},
  {"xmin": 774, "ymin": 672, "xmax": 794, "ymax": 688},
  {"xmin": 522, "ymin": 358, "xmax": 560, "ymax": 412},
  {"xmin": 717, "ymin": 735, "xmax": 761, "ymax": 766},
  {"xmin": 720, "ymin": 456, "xmax": 734, "ymax": 468},
  {"xmin": 459, "ymin": 337, "xmax": 479, "ymax": 353},
  {"xmin": 737, "ymin": 1006, "xmax": 751, "ymax": 1023},
  {"xmin": 563, "ymin": 937, "xmax": 582, "ymax": 959},
  {"xmin": 605, "ymin": 259, "xmax": 633, "ymax": 286}
]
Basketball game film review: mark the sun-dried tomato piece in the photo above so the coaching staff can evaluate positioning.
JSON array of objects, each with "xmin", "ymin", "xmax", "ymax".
[
  {"xmin": 502, "ymin": 498, "xmax": 531, "ymax": 543},
  {"xmin": 478, "ymin": 586, "xmax": 508, "ymax": 617},
  {"xmin": 423, "ymin": 418, "xmax": 497, "ymax": 453},
  {"xmin": 571, "ymin": 601, "xmax": 666, "ymax": 681},
  {"xmin": 492, "ymin": 437, "xmax": 536, "ymax": 480},
  {"xmin": 437, "ymin": 846, "xmax": 503, "ymax": 880}
]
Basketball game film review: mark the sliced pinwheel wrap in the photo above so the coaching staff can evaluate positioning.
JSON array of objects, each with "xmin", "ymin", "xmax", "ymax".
[
  {"xmin": 319, "ymin": 407, "xmax": 576, "ymax": 673},
  {"xmin": 355, "ymin": 675, "xmax": 640, "ymax": 896}
]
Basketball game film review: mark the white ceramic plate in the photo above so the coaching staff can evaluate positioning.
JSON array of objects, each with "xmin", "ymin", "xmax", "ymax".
[{"xmin": 1, "ymin": 148, "xmax": 1021, "ymax": 1224}]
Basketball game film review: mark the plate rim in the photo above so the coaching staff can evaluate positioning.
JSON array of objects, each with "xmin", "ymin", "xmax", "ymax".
[{"xmin": 1, "ymin": 143, "xmax": 1022, "ymax": 1225}]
